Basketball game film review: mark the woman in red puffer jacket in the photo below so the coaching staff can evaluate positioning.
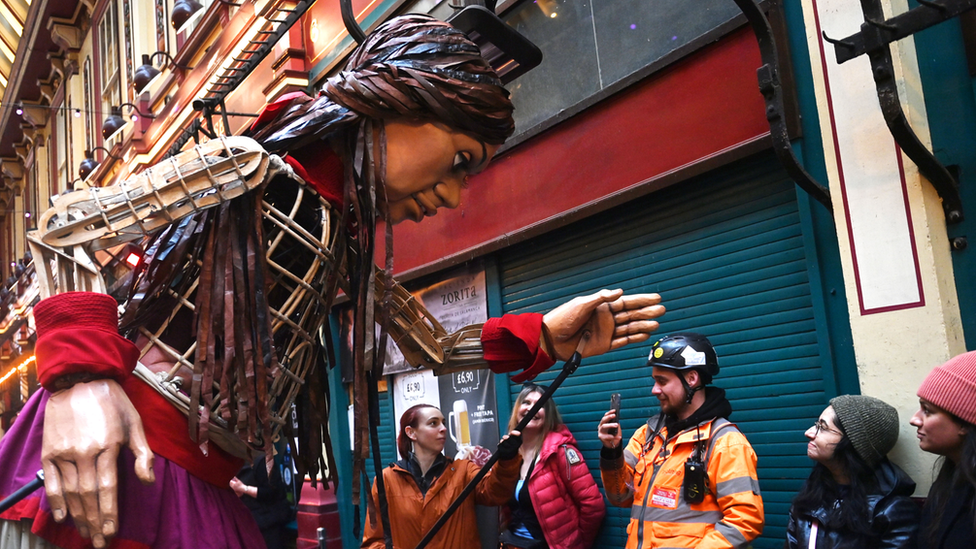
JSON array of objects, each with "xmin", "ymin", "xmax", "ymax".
[{"xmin": 500, "ymin": 383, "xmax": 606, "ymax": 549}]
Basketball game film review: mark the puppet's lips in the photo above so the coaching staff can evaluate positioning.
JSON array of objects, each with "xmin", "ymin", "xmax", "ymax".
[{"xmin": 412, "ymin": 195, "xmax": 434, "ymax": 220}]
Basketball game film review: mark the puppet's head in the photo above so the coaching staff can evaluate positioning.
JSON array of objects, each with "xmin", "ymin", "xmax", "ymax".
[{"xmin": 252, "ymin": 14, "xmax": 515, "ymax": 153}]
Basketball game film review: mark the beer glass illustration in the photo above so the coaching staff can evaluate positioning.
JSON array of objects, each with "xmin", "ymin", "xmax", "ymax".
[{"xmin": 449, "ymin": 399, "xmax": 471, "ymax": 450}]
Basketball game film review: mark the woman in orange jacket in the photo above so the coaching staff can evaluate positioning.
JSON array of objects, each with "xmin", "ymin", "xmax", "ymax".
[{"xmin": 362, "ymin": 404, "xmax": 522, "ymax": 549}]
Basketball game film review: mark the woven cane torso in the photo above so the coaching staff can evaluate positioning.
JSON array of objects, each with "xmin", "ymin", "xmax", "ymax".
[
  {"xmin": 31, "ymin": 137, "xmax": 339, "ymax": 458},
  {"xmin": 29, "ymin": 136, "xmax": 489, "ymax": 460}
]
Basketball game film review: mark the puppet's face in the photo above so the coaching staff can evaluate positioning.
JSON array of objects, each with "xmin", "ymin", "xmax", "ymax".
[{"xmin": 381, "ymin": 120, "xmax": 499, "ymax": 224}]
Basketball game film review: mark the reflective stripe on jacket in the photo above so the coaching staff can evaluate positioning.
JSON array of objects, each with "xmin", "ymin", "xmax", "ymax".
[{"xmin": 601, "ymin": 417, "xmax": 764, "ymax": 549}]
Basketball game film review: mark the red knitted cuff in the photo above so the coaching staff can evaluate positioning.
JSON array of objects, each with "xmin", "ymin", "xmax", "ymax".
[
  {"xmin": 482, "ymin": 313, "xmax": 555, "ymax": 381},
  {"xmin": 34, "ymin": 292, "xmax": 121, "ymax": 334},
  {"xmin": 34, "ymin": 293, "xmax": 139, "ymax": 391},
  {"xmin": 510, "ymin": 346, "xmax": 556, "ymax": 384}
]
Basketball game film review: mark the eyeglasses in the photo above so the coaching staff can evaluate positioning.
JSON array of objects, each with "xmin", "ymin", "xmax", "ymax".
[{"xmin": 811, "ymin": 420, "xmax": 843, "ymax": 437}]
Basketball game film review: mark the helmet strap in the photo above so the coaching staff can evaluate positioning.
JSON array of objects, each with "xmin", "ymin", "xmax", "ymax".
[{"xmin": 679, "ymin": 371, "xmax": 704, "ymax": 404}]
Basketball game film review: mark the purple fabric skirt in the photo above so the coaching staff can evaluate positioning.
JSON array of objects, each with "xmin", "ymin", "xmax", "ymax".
[{"xmin": 0, "ymin": 389, "xmax": 265, "ymax": 549}]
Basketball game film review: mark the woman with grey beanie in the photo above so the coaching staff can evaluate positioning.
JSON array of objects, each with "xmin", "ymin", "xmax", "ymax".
[{"xmin": 784, "ymin": 395, "xmax": 920, "ymax": 549}]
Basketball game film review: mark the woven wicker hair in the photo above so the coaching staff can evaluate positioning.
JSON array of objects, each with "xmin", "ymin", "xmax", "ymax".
[{"xmin": 249, "ymin": 14, "xmax": 515, "ymax": 153}]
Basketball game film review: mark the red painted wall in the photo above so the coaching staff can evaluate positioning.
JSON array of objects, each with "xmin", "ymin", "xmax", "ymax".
[{"xmin": 387, "ymin": 28, "xmax": 769, "ymax": 276}]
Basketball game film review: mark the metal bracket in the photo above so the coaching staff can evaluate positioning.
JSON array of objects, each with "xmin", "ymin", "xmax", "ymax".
[
  {"xmin": 447, "ymin": 6, "xmax": 543, "ymax": 84},
  {"xmin": 192, "ymin": 98, "xmax": 260, "ymax": 142},
  {"xmin": 732, "ymin": 0, "xmax": 833, "ymax": 210},
  {"xmin": 823, "ymin": 0, "xmax": 972, "ymax": 224},
  {"xmin": 340, "ymin": 0, "xmax": 367, "ymax": 45},
  {"xmin": 828, "ymin": 0, "xmax": 976, "ymax": 63}
]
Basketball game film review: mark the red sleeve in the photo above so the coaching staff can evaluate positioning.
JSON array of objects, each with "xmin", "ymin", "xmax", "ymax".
[
  {"xmin": 481, "ymin": 313, "xmax": 554, "ymax": 383},
  {"xmin": 248, "ymin": 91, "xmax": 310, "ymax": 133},
  {"xmin": 34, "ymin": 292, "xmax": 140, "ymax": 391},
  {"xmin": 248, "ymin": 91, "xmax": 345, "ymax": 206}
]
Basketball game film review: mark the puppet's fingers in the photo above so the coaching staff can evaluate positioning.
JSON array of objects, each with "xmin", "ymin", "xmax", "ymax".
[
  {"xmin": 612, "ymin": 319, "xmax": 662, "ymax": 339},
  {"xmin": 96, "ymin": 448, "xmax": 121, "ymax": 542},
  {"xmin": 75, "ymin": 456, "xmax": 106, "ymax": 546},
  {"xmin": 41, "ymin": 460, "xmax": 67, "ymax": 522},
  {"xmin": 59, "ymin": 461, "xmax": 90, "ymax": 539}
]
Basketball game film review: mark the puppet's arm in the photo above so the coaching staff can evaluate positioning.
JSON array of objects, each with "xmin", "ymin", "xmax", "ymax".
[
  {"xmin": 27, "ymin": 138, "xmax": 272, "ymax": 548},
  {"xmin": 380, "ymin": 272, "xmax": 664, "ymax": 380},
  {"xmin": 33, "ymin": 292, "xmax": 154, "ymax": 549}
]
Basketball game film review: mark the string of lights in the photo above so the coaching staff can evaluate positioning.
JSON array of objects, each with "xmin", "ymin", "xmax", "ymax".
[
  {"xmin": 0, "ymin": 354, "xmax": 35, "ymax": 386},
  {"xmin": 0, "ymin": 102, "xmax": 159, "ymax": 119}
]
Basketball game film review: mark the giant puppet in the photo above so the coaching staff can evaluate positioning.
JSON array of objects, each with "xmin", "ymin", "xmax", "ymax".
[{"xmin": 0, "ymin": 15, "xmax": 664, "ymax": 549}]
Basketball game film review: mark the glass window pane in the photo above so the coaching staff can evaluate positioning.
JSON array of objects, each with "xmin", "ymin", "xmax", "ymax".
[
  {"xmin": 503, "ymin": 0, "xmax": 600, "ymax": 132},
  {"xmin": 593, "ymin": 0, "xmax": 741, "ymax": 84}
]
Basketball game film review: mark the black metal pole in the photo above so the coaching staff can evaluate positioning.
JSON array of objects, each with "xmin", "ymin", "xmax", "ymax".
[
  {"xmin": 412, "ymin": 333, "xmax": 590, "ymax": 549},
  {"xmin": 340, "ymin": 0, "xmax": 367, "ymax": 45},
  {"xmin": 0, "ymin": 470, "xmax": 43, "ymax": 514}
]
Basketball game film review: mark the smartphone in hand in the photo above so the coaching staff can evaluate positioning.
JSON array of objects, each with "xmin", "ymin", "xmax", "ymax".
[{"xmin": 608, "ymin": 393, "xmax": 621, "ymax": 436}]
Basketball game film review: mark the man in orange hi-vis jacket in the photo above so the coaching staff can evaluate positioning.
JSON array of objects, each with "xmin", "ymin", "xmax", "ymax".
[{"xmin": 598, "ymin": 333, "xmax": 764, "ymax": 549}]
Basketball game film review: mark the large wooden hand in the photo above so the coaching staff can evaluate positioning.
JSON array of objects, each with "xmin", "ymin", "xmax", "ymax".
[
  {"xmin": 41, "ymin": 379, "xmax": 155, "ymax": 548},
  {"xmin": 542, "ymin": 289, "xmax": 664, "ymax": 361}
]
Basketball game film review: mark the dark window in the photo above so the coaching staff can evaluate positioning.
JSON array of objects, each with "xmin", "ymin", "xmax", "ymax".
[{"xmin": 501, "ymin": 0, "xmax": 742, "ymax": 137}]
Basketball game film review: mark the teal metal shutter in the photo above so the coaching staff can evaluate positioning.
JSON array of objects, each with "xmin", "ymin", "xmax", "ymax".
[
  {"xmin": 375, "ymin": 392, "xmax": 397, "ymax": 473},
  {"xmin": 497, "ymin": 153, "xmax": 831, "ymax": 549}
]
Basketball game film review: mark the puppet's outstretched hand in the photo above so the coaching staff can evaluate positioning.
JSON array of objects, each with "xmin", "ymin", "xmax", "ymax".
[
  {"xmin": 542, "ymin": 289, "xmax": 664, "ymax": 361},
  {"xmin": 41, "ymin": 379, "xmax": 154, "ymax": 549}
]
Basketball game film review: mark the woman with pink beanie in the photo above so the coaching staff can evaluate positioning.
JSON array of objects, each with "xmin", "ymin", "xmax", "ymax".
[{"xmin": 911, "ymin": 350, "xmax": 976, "ymax": 549}]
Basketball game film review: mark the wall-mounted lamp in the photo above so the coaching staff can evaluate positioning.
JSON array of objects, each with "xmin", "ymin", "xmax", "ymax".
[
  {"xmin": 102, "ymin": 103, "xmax": 156, "ymax": 141},
  {"xmin": 447, "ymin": 6, "xmax": 543, "ymax": 85},
  {"xmin": 171, "ymin": 0, "xmax": 204, "ymax": 33},
  {"xmin": 171, "ymin": 0, "xmax": 242, "ymax": 34},
  {"xmin": 78, "ymin": 153, "xmax": 99, "ymax": 180},
  {"xmin": 78, "ymin": 147, "xmax": 122, "ymax": 180},
  {"xmin": 134, "ymin": 52, "xmax": 194, "ymax": 95}
]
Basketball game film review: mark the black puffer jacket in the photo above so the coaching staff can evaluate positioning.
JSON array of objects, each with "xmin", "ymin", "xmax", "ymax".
[
  {"xmin": 919, "ymin": 482, "xmax": 975, "ymax": 549},
  {"xmin": 784, "ymin": 459, "xmax": 920, "ymax": 549}
]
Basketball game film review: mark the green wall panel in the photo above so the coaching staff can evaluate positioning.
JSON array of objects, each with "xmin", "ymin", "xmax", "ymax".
[{"xmin": 908, "ymin": 3, "xmax": 976, "ymax": 350}]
